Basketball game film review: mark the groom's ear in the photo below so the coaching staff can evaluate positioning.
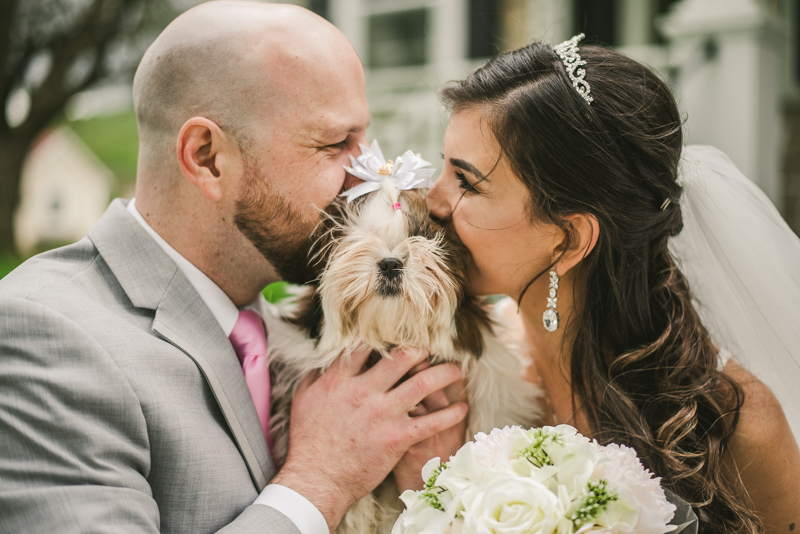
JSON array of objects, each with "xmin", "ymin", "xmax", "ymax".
[
  {"xmin": 176, "ymin": 117, "xmax": 239, "ymax": 202},
  {"xmin": 553, "ymin": 213, "xmax": 600, "ymax": 273}
]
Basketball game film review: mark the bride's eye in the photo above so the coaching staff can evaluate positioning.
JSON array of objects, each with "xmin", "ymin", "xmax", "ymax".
[{"xmin": 455, "ymin": 171, "xmax": 479, "ymax": 194}]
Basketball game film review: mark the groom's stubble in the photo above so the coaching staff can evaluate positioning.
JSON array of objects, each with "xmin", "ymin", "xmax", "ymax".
[{"xmin": 234, "ymin": 152, "xmax": 323, "ymax": 285}]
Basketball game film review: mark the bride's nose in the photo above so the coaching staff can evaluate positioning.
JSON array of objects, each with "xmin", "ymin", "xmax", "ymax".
[{"xmin": 426, "ymin": 180, "xmax": 452, "ymax": 222}]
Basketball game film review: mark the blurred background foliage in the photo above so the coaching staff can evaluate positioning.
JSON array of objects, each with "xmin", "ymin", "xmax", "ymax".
[
  {"xmin": 67, "ymin": 110, "xmax": 138, "ymax": 191},
  {"xmin": 0, "ymin": 0, "xmax": 178, "ymax": 256}
]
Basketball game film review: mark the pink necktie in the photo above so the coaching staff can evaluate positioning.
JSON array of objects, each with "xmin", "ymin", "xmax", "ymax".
[{"xmin": 229, "ymin": 310, "xmax": 272, "ymax": 451}]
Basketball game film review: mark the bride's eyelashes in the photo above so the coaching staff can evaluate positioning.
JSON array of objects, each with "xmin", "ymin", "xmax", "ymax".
[
  {"xmin": 455, "ymin": 171, "xmax": 480, "ymax": 194},
  {"xmin": 442, "ymin": 153, "xmax": 484, "ymax": 194}
]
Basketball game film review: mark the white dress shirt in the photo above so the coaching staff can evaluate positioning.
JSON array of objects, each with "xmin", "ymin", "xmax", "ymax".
[{"xmin": 127, "ymin": 199, "xmax": 328, "ymax": 534}]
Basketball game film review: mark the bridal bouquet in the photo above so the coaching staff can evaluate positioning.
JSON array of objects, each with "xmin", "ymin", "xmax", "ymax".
[{"xmin": 392, "ymin": 425, "xmax": 679, "ymax": 534}]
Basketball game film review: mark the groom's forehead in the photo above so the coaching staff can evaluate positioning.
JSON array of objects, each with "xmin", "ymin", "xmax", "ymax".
[
  {"xmin": 297, "ymin": 102, "xmax": 370, "ymax": 140},
  {"xmin": 313, "ymin": 120, "xmax": 368, "ymax": 140}
]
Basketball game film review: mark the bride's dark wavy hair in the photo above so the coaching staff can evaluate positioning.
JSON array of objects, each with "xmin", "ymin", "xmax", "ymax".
[{"xmin": 441, "ymin": 43, "xmax": 762, "ymax": 531}]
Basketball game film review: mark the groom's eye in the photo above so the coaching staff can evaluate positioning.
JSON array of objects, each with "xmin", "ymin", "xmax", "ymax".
[{"xmin": 324, "ymin": 138, "xmax": 349, "ymax": 152}]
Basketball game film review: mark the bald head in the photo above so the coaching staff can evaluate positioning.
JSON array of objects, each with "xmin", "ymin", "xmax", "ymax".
[{"xmin": 133, "ymin": 1, "xmax": 359, "ymax": 180}]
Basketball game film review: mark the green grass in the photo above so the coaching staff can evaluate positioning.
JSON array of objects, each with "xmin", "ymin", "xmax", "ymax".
[{"xmin": 67, "ymin": 110, "xmax": 139, "ymax": 190}]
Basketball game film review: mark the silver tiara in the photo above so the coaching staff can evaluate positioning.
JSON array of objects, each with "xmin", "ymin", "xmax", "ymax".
[{"xmin": 553, "ymin": 33, "xmax": 593, "ymax": 105}]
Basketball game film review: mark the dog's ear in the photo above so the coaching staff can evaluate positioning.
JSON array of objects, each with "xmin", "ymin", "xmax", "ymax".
[
  {"xmin": 287, "ymin": 288, "xmax": 324, "ymax": 341},
  {"xmin": 453, "ymin": 296, "xmax": 493, "ymax": 359},
  {"xmin": 402, "ymin": 190, "xmax": 434, "ymax": 238}
]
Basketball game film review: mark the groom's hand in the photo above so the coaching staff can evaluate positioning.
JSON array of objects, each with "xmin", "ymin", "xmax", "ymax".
[{"xmin": 270, "ymin": 346, "xmax": 468, "ymax": 532}]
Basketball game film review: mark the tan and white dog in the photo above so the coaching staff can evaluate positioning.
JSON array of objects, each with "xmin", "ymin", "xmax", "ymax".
[{"xmin": 263, "ymin": 178, "xmax": 541, "ymax": 533}]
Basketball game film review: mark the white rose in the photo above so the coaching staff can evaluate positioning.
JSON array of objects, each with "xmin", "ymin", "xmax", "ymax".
[
  {"xmin": 462, "ymin": 477, "xmax": 562, "ymax": 534},
  {"xmin": 448, "ymin": 518, "xmax": 466, "ymax": 534},
  {"xmin": 392, "ymin": 505, "xmax": 453, "ymax": 534}
]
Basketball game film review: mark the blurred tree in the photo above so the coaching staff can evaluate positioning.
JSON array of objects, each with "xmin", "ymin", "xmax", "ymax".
[{"xmin": 0, "ymin": 0, "xmax": 177, "ymax": 256}]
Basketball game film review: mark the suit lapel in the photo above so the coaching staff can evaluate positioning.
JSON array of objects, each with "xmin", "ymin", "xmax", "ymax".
[{"xmin": 89, "ymin": 199, "xmax": 274, "ymax": 491}]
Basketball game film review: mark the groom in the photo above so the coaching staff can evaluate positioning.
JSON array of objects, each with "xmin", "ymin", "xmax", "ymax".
[{"xmin": 0, "ymin": 3, "xmax": 467, "ymax": 533}]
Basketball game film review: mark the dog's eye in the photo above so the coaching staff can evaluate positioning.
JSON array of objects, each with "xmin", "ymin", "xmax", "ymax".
[{"xmin": 456, "ymin": 171, "xmax": 479, "ymax": 194}]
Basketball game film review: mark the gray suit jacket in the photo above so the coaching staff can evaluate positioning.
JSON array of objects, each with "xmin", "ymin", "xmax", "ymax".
[{"xmin": 0, "ymin": 200, "xmax": 301, "ymax": 534}]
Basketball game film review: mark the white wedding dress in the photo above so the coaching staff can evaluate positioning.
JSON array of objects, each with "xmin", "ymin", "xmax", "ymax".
[{"xmin": 669, "ymin": 145, "xmax": 800, "ymax": 440}]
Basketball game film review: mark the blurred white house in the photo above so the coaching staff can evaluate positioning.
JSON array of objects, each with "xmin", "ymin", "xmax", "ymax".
[{"xmin": 14, "ymin": 127, "xmax": 115, "ymax": 256}]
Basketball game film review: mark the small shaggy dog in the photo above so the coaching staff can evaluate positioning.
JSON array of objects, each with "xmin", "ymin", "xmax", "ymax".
[{"xmin": 262, "ymin": 178, "xmax": 541, "ymax": 533}]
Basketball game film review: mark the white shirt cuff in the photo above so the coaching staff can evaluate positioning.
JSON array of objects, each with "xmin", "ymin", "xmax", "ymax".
[{"xmin": 254, "ymin": 484, "xmax": 329, "ymax": 534}]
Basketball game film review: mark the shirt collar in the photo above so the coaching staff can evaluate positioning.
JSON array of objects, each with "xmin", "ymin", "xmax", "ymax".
[{"xmin": 127, "ymin": 198, "xmax": 267, "ymax": 337}]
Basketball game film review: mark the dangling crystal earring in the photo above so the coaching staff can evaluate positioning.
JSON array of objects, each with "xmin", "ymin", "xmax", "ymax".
[{"xmin": 543, "ymin": 270, "xmax": 559, "ymax": 332}]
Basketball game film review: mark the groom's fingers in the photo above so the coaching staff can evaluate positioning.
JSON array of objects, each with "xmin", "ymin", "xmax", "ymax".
[
  {"xmin": 405, "ymin": 360, "xmax": 450, "ymax": 413},
  {"xmin": 405, "ymin": 402, "xmax": 468, "ymax": 444},
  {"xmin": 336, "ymin": 344, "xmax": 373, "ymax": 377},
  {"xmin": 368, "ymin": 347, "xmax": 428, "ymax": 391},
  {"xmin": 408, "ymin": 403, "xmax": 429, "ymax": 417},
  {"xmin": 390, "ymin": 362, "xmax": 463, "ymax": 413},
  {"xmin": 420, "ymin": 388, "xmax": 450, "ymax": 413},
  {"xmin": 295, "ymin": 369, "xmax": 321, "ymax": 397}
]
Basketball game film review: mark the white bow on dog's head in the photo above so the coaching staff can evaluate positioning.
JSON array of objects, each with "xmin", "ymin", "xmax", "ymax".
[{"xmin": 341, "ymin": 140, "xmax": 437, "ymax": 203}]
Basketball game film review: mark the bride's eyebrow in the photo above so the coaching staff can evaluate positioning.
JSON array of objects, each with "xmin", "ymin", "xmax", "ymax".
[{"xmin": 450, "ymin": 158, "xmax": 490, "ymax": 182}]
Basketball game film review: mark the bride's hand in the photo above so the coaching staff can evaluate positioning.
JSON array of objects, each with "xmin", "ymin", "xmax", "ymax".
[{"xmin": 392, "ymin": 361, "xmax": 468, "ymax": 493}]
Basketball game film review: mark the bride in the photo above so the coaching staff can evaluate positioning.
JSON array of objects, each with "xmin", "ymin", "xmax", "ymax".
[{"xmin": 394, "ymin": 37, "xmax": 800, "ymax": 532}]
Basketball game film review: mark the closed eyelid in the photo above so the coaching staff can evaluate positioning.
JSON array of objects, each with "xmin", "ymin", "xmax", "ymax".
[{"xmin": 449, "ymin": 158, "xmax": 489, "ymax": 184}]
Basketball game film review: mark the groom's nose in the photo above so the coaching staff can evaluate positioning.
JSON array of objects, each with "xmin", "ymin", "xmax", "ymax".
[
  {"xmin": 342, "ymin": 131, "xmax": 369, "ymax": 191},
  {"xmin": 343, "ymin": 171, "xmax": 364, "ymax": 191}
]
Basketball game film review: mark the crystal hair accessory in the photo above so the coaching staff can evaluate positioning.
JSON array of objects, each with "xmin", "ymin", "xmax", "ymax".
[
  {"xmin": 553, "ymin": 33, "xmax": 593, "ymax": 105},
  {"xmin": 342, "ymin": 140, "xmax": 437, "ymax": 202}
]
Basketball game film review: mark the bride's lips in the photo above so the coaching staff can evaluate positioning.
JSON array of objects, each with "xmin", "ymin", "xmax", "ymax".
[{"xmin": 428, "ymin": 211, "xmax": 464, "ymax": 244}]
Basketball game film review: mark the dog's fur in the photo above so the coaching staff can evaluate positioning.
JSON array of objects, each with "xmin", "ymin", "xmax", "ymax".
[{"xmin": 262, "ymin": 179, "xmax": 542, "ymax": 533}]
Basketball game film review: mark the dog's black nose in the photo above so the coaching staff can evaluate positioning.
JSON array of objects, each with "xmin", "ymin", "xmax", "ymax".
[{"xmin": 377, "ymin": 258, "xmax": 403, "ymax": 279}]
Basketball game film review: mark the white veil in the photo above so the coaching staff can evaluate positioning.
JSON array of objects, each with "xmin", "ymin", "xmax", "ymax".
[{"xmin": 669, "ymin": 145, "xmax": 800, "ymax": 440}]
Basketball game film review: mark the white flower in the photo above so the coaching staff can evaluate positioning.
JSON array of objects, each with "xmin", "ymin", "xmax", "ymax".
[
  {"xmin": 511, "ymin": 425, "xmax": 599, "ymax": 496},
  {"xmin": 461, "ymin": 477, "xmax": 563, "ymax": 534},
  {"xmin": 393, "ymin": 426, "xmax": 677, "ymax": 534},
  {"xmin": 435, "ymin": 443, "xmax": 486, "ymax": 513},
  {"xmin": 587, "ymin": 444, "xmax": 676, "ymax": 534},
  {"xmin": 472, "ymin": 426, "xmax": 519, "ymax": 472},
  {"xmin": 393, "ymin": 503, "xmax": 453, "ymax": 534},
  {"xmin": 341, "ymin": 140, "xmax": 437, "ymax": 202}
]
